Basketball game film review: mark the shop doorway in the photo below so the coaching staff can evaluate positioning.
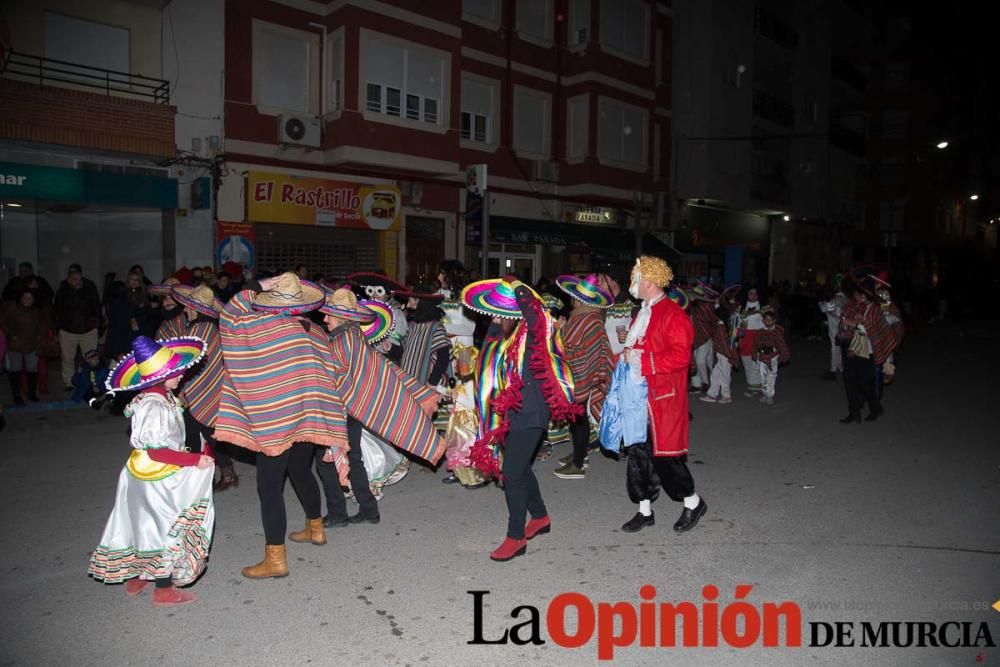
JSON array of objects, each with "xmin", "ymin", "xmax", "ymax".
[
  {"xmin": 405, "ymin": 215, "xmax": 445, "ymax": 284},
  {"xmin": 487, "ymin": 245, "xmax": 538, "ymax": 283}
]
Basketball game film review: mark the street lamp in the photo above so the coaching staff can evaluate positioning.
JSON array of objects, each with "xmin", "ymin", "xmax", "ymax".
[
  {"xmin": 782, "ymin": 215, "xmax": 790, "ymax": 221},
  {"xmin": 936, "ymin": 140, "xmax": 949, "ymax": 149},
  {"xmin": 970, "ymin": 194, "xmax": 979, "ymax": 201}
]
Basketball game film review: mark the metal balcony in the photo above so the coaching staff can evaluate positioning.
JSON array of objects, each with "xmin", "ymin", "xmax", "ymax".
[{"xmin": 0, "ymin": 50, "xmax": 169, "ymax": 104}]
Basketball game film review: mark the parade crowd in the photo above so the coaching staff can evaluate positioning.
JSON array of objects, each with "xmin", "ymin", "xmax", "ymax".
[{"xmin": 0, "ymin": 256, "xmax": 905, "ymax": 606}]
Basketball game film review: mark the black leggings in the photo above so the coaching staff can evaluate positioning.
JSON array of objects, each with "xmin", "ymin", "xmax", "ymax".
[
  {"xmin": 502, "ymin": 427, "xmax": 547, "ymax": 539},
  {"xmin": 315, "ymin": 416, "xmax": 378, "ymax": 521},
  {"xmin": 569, "ymin": 411, "xmax": 590, "ymax": 468},
  {"xmin": 182, "ymin": 411, "xmax": 233, "ymax": 467},
  {"xmin": 843, "ymin": 354, "xmax": 880, "ymax": 417},
  {"xmin": 256, "ymin": 443, "xmax": 322, "ymax": 545},
  {"xmin": 626, "ymin": 440, "xmax": 695, "ymax": 505}
]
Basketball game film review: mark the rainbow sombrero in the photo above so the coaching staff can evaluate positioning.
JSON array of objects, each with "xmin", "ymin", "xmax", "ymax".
[
  {"xmin": 359, "ymin": 299, "xmax": 393, "ymax": 344},
  {"xmin": 148, "ymin": 277, "xmax": 181, "ymax": 297},
  {"xmin": 690, "ymin": 282, "xmax": 720, "ymax": 302},
  {"xmin": 555, "ymin": 274, "xmax": 613, "ymax": 309},
  {"xmin": 107, "ymin": 335, "xmax": 206, "ymax": 392},
  {"xmin": 541, "ymin": 293, "xmax": 565, "ymax": 312},
  {"xmin": 461, "ymin": 279, "xmax": 522, "ymax": 319},
  {"xmin": 667, "ymin": 286, "xmax": 689, "ymax": 310},
  {"xmin": 172, "ymin": 284, "xmax": 223, "ymax": 318}
]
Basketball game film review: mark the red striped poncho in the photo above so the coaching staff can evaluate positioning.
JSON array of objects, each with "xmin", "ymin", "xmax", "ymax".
[
  {"xmin": 213, "ymin": 289, "xmax": 348, "ymax": 456},
  {"xmin": 690, "ymin": 300, "xmax": 717, "ymax": 348},
  {"xmin": 751, "ymin": 325, "xmax": 790, "ymax": 364},
  {"xmin": 182, "ymin": 318, "xmax": 224, "ymax": 426},
  {"xmin": 841, "ymin": 301, "xmax": 895, "ymax": 365},
  {"xmin": 561, "ymin": 308, "xmax": 611, "ymax": 421},
  {"xmin": 326, "ymin": 323, "xmax": 445, "ymax": 465}
]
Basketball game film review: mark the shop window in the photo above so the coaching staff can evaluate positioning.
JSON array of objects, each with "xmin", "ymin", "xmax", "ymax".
[
  {"xmin": 253, "ymin": 21, "xmax": 318, "ymax": 114},
  {"xmin": 566, "ymin": 94, "xmax": 589, "ymax": 161},
  {"xmin": 516, "ymin": 0, "xmax": 553, "ymax": 44},
  {"xmin": 513, "ymin": 86, "xmax": 551, "ymax": 157},
  {"xmin": 361, "ymin": 30, "xmax": 448, "ymax": 129},
  {"xmin": 600, "ymin": 0, "xmax": 649, "ymax": 61},
  {"xmin": 597, "ymin": 97, "xmax": 646, "ymax": 168}
]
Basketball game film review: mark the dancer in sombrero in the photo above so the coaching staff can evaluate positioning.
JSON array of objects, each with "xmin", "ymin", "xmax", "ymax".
[
  {"xmin": 552, "ymin": 275, "xmax": 613, "ymax": 480},
  {"xmin": 88, "ymin": 335, "xmax": 214, "ymax": 606},
  {"xmin": 170, "ymin": 284, "xmax": 239, "ymax": 491},
  {"xmin": 688, "ymin": 283, "xmax": 720, "ymax": 393},
  {"xmin": 214, "ymin": 272, "xmax": 348, "ymax": 579},
  {"xmin": 348, "ymin": 272, "xmax": 408, "ymax": 362},
  {"xmin": 462, "ymin": 277, "xmax": 579, "ymax": 561},
  {"xmin": 395, "ymin": 284, "xmax": 452, "ymax": 388}
]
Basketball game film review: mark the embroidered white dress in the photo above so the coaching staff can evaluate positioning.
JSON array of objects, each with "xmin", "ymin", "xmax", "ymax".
[{"xmin": 88, "ymin": 391, "xmax": 215, "ymax": 586}]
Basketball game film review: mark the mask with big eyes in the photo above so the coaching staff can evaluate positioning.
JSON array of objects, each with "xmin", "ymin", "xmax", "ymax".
[
  {"xmin": 365, "ymin": 285, "xmax": 388, "ymax": 301},
  {"xmin": 876, "ymin": 288, "xmax": 891, "ymax": 304}
]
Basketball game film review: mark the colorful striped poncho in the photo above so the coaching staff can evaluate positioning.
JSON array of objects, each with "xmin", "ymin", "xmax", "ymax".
[
  {"xmin": 690, "ymin": 300, "xmax": 717, "ymax": 348},
  {"xmin": 182, "ymin": 317, "xmax": 224, "ymax": 427},
  {"xmin": 213, "ymin": 289, "xmax": 348, "ymax": 456},
  {"xmin": 155, "ymin": 312, "xmax": 186, "ymax": 340},
  {"xmin": 561, "ymin": 308, "xmax": 612, "ymax": 421},
  {"xmin": 326, "ymin": 323, "xmax": 445, "ymax": 465},
  {"xmin": 399, "ymin": 320, "xmax": 450, "ymax": 384}
]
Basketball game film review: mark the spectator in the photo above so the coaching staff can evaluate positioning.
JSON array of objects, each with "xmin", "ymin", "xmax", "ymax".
[
  {"xmin": 71, "ymin": 349, "xmax": 109, "ymax": 404},
  {"xmin": 0, "ymin": 289, "xmax": 50, "ymax": 404},
  {"xmin": 191, "ymin": 266, "xmax": 205, "ymax": 285},
  {"xmin": 214, "ymin": 271, "xmax": 237, "ymax": 303},
  {"xmin": 295, "ymin": 264, "xmax": 309, "ymax": 280},
  {"xmin": 202, "ymin": 267, "xmax": 217, "ymax": 288},
  {"xmin": 126, "ymin": 271, "xmax": 155, "ymax": 338},
  {"xmin": 54, "ymin": 269, "xmax": 102, "ymax": 391},
  {"xmin": 2, "ymin": 262, "xmax": 54, "ymax": 303},
  {"xmin": 129, "ymin": 264, "xmax": 154, "ymax": 287}
]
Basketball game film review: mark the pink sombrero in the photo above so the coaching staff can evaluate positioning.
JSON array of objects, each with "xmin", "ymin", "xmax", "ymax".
[
  {"xmin": 172, "ymin": 284, "xmax": 223, "ymax": 318},
  {"xmin": 148, "ymin": 277, "xmax": 181, "ymax": 297},
  {"xmin": 359, "ymin": 299, "xmax": 393, "ymax": 344},
  {"xmin": 555, "ymin": 273, "xmax": 613, "ymax": 309},
  {"xmin": 106, "ymin": 335, "xmax": 206, "ymax": 392},
  {"xmin": 461, "ymin": 279, "xmax": 522, "ymax": 319}
]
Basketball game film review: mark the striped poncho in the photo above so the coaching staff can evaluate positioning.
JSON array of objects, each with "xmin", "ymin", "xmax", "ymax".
[
  {"xmin": 561, "ymin": 308, "xmax": 612, "ymax": 421},
  {"xmin": 400, "ymin": 320, "xmax": 451, "ymax": 384},
  {"xmin": 213, "ymin": 289, "xmax": 348, "ymax": 455},
  {"xmin": 155, "ymin": 311, "xmax": 186, "ymax": 340},
  {"xmin": 690, "ymin": 300, "xmax": 717, "ymax": 348},
  {"xmin": 326, "ymin": 323, "xmax": 445, "ymax": 465},
  {"xmin": 182, "ymin": 317, "xmax": 225, "ymax": 427}
]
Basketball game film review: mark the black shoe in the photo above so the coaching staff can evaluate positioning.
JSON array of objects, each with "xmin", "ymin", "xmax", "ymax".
[
  {"xmin": 673, "ymin": 500, "xmax": 708, "ymax": 533},
  {"xmin": 840, "ymin": 414, "xmax": 862, "ymax": 424},
  {"xmin": 322, "ymin": 514, "xmax": 349, "ymax": 528},
  {"xmin": 348, "ymin": 512, "xmax": 380, "ymax": 524},
  {"xmin": 864, "ymin": 407, "xmax": 883, "ymax": 422},
  {"xmin": 621, "ymin": 512, "xmax": 655, "ymax": 533},
  {"xmin": 441, "ymin": 474, "xmax": 460, "ymax": 484}
]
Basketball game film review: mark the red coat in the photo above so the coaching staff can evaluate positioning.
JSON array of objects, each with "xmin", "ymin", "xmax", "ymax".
[{"xmin": 636, "ymin": 296, "xmax": 693, "ymax": 457}]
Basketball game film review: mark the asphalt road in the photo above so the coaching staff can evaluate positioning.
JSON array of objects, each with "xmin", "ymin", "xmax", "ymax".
[{"xmin": 1, "ymin": 322, "xmax": 997, "ymax": 666}]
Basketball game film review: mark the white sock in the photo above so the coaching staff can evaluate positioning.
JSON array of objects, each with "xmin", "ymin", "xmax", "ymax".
[
  {"xmin": 683, "ymin": 493, "xmax": 700, "ymax": 510},
  {"xmin": 638, "ymin": 499, "xmax": 652, "ymax": 516}
]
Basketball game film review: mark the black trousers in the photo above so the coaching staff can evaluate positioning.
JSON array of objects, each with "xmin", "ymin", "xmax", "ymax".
[
  {"xmin": 315, "ymin": 416, "xmax": 378, "ymax": 521},
  {"xmin": 502, "ymin": 427, "xmax": 547, "ymax": 539},
  {"xmin": 182, "ymin": 410, "xmax": 233, "ymax": 467},
  {"xmin": 626, "ymin": 440, "xmax": 695, "ymax": 505},
  {"xmin": 843, "ymin": 354, "xmax": 880, "ymax": 417},
  {"xmin": 256, "ymin": 442, "xmax": 322, "ymax": 545},
  {"xmin": 569, "ymin": 411, "xmax": 590, "ymax": 468}
]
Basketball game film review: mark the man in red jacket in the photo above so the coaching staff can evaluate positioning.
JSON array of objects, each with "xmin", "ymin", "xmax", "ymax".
[{"xmin": 621, "ymin": 256, "xmax": 707, "ymax": 534}]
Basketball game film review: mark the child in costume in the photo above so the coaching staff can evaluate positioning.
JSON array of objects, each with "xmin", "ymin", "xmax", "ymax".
[
  {"xmin": 700, "ymin": 302, "xmax": 740, "ymax": 404},
  {"xmin": 752, "ymin": 307, "xmax": 790, "ymax": 405},
  {"xmin": 442, "ymin": 344, "xmax": 487, "ymax": 488},
  {"xmin": 88, "ymin": 335, "xmax": 215, "ymax": 606},
  {"xmin": 71, "ymin": 349, "xmax": 109, "ymax": 403}
]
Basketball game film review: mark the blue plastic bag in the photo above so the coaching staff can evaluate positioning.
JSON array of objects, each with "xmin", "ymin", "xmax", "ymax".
[{"xmin": 599, "ymin": 359, "xmax": 648, "ymax": 454}]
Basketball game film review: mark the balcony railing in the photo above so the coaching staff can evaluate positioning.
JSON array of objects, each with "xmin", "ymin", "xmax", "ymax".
[{"xmin": 0, "ymin": 50, "xmax": 170, "ymax": 104}]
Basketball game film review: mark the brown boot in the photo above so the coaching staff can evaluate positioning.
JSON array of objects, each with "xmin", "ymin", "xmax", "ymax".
[
  {"xmin": 214, "ymin": 464, "xmax": 239, "ymax": 492},
  {"xmin": 288, "ymin": 518, "xmax": 326, "ymax": 545},
  {"xmin": 241, "ymin": 544, "xmax": 289, "ymax": 579}
]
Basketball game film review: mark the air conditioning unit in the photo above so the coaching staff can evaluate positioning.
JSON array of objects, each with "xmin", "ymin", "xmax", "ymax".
[
  {"xmin": 532, "ymin": 160, "xmax": 560, "ymax": 183},
  {"xmin": 277, "ymin": 114, "xmax": 321, "ymax": 148}
]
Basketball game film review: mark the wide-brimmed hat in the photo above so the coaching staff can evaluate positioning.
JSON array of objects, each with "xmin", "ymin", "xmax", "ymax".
[
  {"xmin": 149, "ymin": 277, "xmax": 181, "ymax": 297},
  {"xmin": 720, "ymin": 284, "xmax": 742, "ymax": 302},
  {"xmin": 107, "ymin": 335, "xmax": 206, "ymax": 393},
  {"xmin": 690, "ymin": 282, "xmax": 720, "ymax": 302},
  {"xmin": 393, "ymin": 284, "xmax": 444, "ymax": 301},
  {"xmin": 541, "ymin": 293, "xmax": 565, "ymax": 312},
  {"xmin": 347, "ymin": 272, "xmax": 406, "ymax": 302},
  {"xmin": 667, "ymin": 286, "xmax": 689, "ymax": 310},
  {"xmin": 252, "ymin": 272, "xmax": 325, "ymax": 315},
  {"xmin": 320, "ymin": 288, "xmax": 377, "ymax": 323},
  {"xmin": 555, "ymin": 274, "xmax": 613, "ymax": 309},
  {"xmin": 461, "ymin": 279, "xmax": 522, "ymax": 319},
  {"xmin": 172, "ymin": 284, "xmax": 223, "ymax": 318},
  {"xmin": 359, "ymin": 299, "xmax": 393, "ymax": 344}
]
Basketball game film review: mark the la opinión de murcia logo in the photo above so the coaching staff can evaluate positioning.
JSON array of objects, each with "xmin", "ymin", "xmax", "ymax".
[{"xmin": 468, "ymin": 587, "xmax": 996, "ymax": 661}]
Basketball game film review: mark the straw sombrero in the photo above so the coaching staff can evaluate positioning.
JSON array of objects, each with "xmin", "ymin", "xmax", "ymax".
[
  {"xmin": 347, "ymin": 272, "xmax": 406, "ymax": 302},
  {"xmin": 320, "ymin": 288, "xmax": 377, "ymax": 323},
  {"xmin": 149, "ymin": 277, "xmax": 181, "ymax": 297},
  {"xmin": 172, "ymin": 284, "xmax": 223, "ymax": 318},
  {"xmin": 106, "ymin": 335, "xmax": 206, "ymax": 393},
  {"xmin": 461, "ymin": 279, "xmax": 522, "ymax": 319},
  {"xmin": 667, "ymin": 286, "xmax": 689, "ymax": 310},
  {"xmin": 555, "ymin": 274, "xmax": 613, "ymax": 309},
  {"xmin": 359, "ymin": 299, "xmax": 393, "ymax": 344},
  {"xmin": 252, "ymin": 272, "xmax": 325, "ymax": 315}
]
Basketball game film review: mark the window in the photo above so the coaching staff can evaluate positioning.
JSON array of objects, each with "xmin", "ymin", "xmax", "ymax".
[
  {"xmin": 513, "ymin": 86, "xmax": 551, "ymax": 157},
  {"xmin": 45, "ymin": 12, "xmax": 129, "ymax": 75},
  {"xmin": 253, "ymin": 21, "xmax": 318, "ymax": 114},
  {"xmin": 566, "ymin": 94, "xmax": 589, "ymax": 160},
  {"xmin": 328, "ymin": 29, "xmax": 344, "ymax": 112},
  {"xmin": 516, "ymin": 0, "xmax": 553, "ymax": 43},
  {"xmin": 461, "ymin": 75, "xmax": 499, "ymax": 145},
  {"xmin": 597, "ymin": 98, "xmax": 646, "ymax": 168},
  {"xmin": 464, "ymin": 0, "xmax": 500, "ymax": 24},
  {"xmin": 361, "ymin": 31, "xmax": 448, "ymax": 130},
  {"xmin": 600, "ymin": 0, "xmax": 649, "ymax": 61},
  {"xmin": 884, "ymin": 64, "xmax": 909, "ymax": 95},
  {"xmin": 752, "ymin": 89, "xmax": 795, "ymax": 128},
  {"xmin": 569, "ymin": 0, "xmax": 590, "ymax": 46},
  {"xmin": 881, "ymin": 110, "xmax": 908, "ymax": 139}
]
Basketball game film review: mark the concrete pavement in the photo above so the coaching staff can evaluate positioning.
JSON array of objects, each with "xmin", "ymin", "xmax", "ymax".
[{"xmin": 0, "ymin": 322, "xmax": 997, "ymax": 666}]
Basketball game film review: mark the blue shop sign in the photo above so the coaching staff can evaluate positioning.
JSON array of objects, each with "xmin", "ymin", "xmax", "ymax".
[{"xmin": 0, "ymin": 161, "xmax": 177, "ymax": 209}]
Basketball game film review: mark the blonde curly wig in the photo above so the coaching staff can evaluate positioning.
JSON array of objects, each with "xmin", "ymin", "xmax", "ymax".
[{"xmin": 635, "ymin": 256, "xmax": 674, "ymax": 288}]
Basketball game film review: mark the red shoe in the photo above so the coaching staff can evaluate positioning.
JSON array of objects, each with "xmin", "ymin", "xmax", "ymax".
[
  {"xmin": 124, "ymin": 578, "xmax": 151, "ymax": 597},
  {"xmin": 524, "ymin": 515, "xmax": 551, "ymax": 540},
  {"xmin": 152, "ymin": 585, "xmax": 198, "ymax": 607},
  {"xmin": 490, "ymin": 537, "xmax": 527, "ymax": 562}
]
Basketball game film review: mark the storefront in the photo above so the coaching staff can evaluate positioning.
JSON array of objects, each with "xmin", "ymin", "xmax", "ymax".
[
  {"xmin": 230, "ymin": 169, "xmax": 402, "ymax": 279},
  {"xmin": 0, "ymin": 159, "xmax": 177, "ymax": 288}
]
